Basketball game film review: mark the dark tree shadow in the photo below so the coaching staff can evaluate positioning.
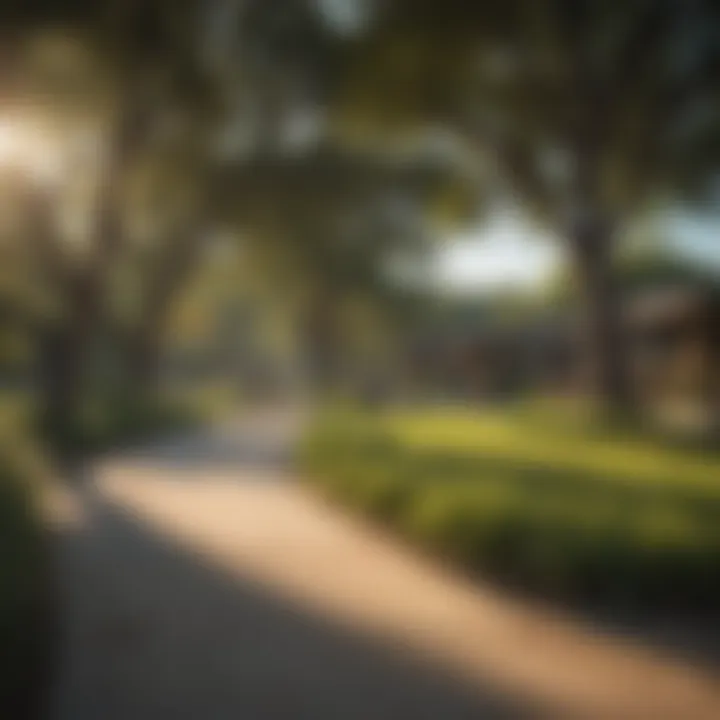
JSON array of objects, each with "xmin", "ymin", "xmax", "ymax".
[{"xmin": 48, "ymin": 487, "xmax": 532, "ymax": 720}]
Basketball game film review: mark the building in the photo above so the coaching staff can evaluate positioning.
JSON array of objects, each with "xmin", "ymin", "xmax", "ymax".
[{"xmin": 408, "ymin": 285, "xmax": 720, "ymax": 420}]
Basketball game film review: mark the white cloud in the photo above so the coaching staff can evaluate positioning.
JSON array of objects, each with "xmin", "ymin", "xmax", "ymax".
[{"xmin": 436, "ymin": 215, "xmax": 560, "ymax": 293}]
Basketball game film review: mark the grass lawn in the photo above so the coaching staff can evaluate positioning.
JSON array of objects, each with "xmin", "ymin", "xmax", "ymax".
[
  {"xmin": 301, "ymin": 405, "xmax": 720, "ymax": 612},
  {"xmin": 387, "ymin": 407, "xmax": 720, "ymax": 495}
]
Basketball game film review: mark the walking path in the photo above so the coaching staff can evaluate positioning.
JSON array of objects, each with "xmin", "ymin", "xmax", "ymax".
[{"xmin": 46, "ymin": 411, "xmax": 720, "ymax": 719}]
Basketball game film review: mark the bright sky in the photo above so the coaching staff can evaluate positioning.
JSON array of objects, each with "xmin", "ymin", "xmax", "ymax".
[
  {"xmin": 436, "ymin": 211, "xmax": 720, "ymax": 294},
  {"xmin": 317, "ymin": 0, "xmax": 367, "ymax": 33},
  {"xmin": 668, "ymin": 214, "xmax": 720, "ymax": 270},
  {"xmin": 436, "ymin": 214, "xmax": 561, "ymax": 294}
]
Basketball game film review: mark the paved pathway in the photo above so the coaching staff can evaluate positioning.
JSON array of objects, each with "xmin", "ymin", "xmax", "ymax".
[{"xmin": 46, "ymin": 412, "xmax": 720, "ymax": 719}]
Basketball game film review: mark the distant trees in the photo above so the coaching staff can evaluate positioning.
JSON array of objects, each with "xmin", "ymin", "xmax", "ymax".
[
  {"xmin": 219, "ymin": 143, "xmax": 470, "ymax": 395},
  {"xmin": 342, "ymin": 0, "xmax": 720, "ymax": 417},
  {"xmin": 0, "ymin": 1, "xmax": 462, "ymax": 445},
  {"xmin": 4, "ymin": 0, "xmax": 717, "ymax": 442}
]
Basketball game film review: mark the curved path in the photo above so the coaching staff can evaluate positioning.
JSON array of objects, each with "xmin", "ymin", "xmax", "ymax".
[{"xmin": 46, "ymin": 411, "xmax": 720, "ymax": 719}]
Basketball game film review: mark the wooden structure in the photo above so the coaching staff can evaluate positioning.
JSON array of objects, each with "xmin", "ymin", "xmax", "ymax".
[
  {"xmin": 408, "ymin": 286, "xmax": 720, "ymax": 413},
  {"xmin": 628, "ymin": 286, "xmax": 720, "ymax": 414}
]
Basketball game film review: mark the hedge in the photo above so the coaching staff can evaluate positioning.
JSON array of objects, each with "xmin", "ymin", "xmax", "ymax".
[
  {"xmin": 0, "ymin": 436, "xmax": 54, "ymax": 719},
  {"xmin": 300, "ymin": 410, "xmax": 720, "ymax": 613}
]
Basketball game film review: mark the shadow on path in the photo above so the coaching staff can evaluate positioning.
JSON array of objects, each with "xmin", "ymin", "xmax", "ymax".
[
  {"xmin": 49, "ymin": 486, "xmax": 529, "ymax": 719},
  {"xmin": 46, "ymin": 414, "xmax": 720, "ymax": 719}
]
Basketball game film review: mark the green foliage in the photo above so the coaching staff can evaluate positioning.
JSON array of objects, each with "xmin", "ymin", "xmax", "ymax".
[
  {"xmin": 81, "ymin": 398, "xmax": 203, "ymax": 455},
  {"xmin": 344, "ymin": 1, "xmax": 720, "ymax": 415},
  {"xmin": 40, "ymin": 382, "xmax": 235, "ymax": 458},
  {"xmin": 546, "ymin": 242, "xmax": 720, "ymax": 308},
  {"xmin": 301, "ymin": 408, "xmax": 720, "ymax": 610},
  {"xmin": 618, "ymin": 247, "xmax": 720, "ymax": 296},
  {"xmin": 348, "ymin": 0, "xmax": 720, "ymax": 219},
  {"xmin": 0, "ymin": 435, "xmax": 52, "ymax": 716}
]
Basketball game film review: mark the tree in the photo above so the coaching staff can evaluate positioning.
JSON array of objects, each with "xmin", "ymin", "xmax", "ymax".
[
  {"xmin": 0, "ymin": 1, "xmax": 221, "ymax": 447},
  {"xmin": 1, "ymin": 0, "xmax": 342, "ymax": 443},
  {"xmin": 112, "ymin": 0, "xmax": 351, "ymax": 401},
  {"xmin": 0, "ymin": 0, "xmax": 475, "ymax": 442},
  {"xmin": 341, "ymin": 0, "xmax": 720, "ymax": 417},
  {"xmin": 218, "ymin": 142, "xmax": 468, "ymax": 395}
]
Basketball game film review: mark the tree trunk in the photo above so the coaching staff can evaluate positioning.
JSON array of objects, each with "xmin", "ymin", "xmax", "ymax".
[
  {"xmin": 123, "ymin": 322, "xmax": 163, "ymax": 402},
  {"xmin": 35, "ymin": 246, "xmax": 117, "ymax": 455},
  {"xmin": 36, "ymin": 325, "xmax": 85, "ymax": 447},
  {"xmin": 121, "ymin": 226, "xmax": 206, "ymax": 402},
  {"xmin": 705, "ymin": 305, "xmax": 720, "ymax": 439},
  {"xmin": 33, "ymin": 116, "xmax": 129, "ymax": 452},
  {"xmin": 570, "ymin": 218, "xmax": 635, "ymax": 420},
  {"xmin": 303, "ymin": 291, "xmax": 341, "ymax": 398}
]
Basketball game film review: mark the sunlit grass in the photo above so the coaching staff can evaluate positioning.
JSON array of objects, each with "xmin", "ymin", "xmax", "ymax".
[
  {"xmin": 385, "ymin": 407, "xmax": 720, "ymax": 493},
  {"xmin": 301, "ymin": 406, "xmax": 720, "ymax": 610}
]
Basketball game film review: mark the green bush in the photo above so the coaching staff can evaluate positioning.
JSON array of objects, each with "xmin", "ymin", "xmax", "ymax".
[
  {"xmin": 41, "ymin": 393, "xmax": 205, "ymax": 459},
  {"xmin": 0, "ymin": 437, "xmax": 53, "ymax": 717},
  {"xmin": 300, "ymin": 411, "xmax": 720, "ymax": 612}
]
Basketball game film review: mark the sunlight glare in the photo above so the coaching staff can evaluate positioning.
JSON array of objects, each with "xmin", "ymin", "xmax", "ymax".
[
  {"xmin": 0, "ymin": 120, "xmax": 22, "ymax": 166},
  {"xmin": 0, "ymin": 117, "xmax": 64, "ymax": 185}
]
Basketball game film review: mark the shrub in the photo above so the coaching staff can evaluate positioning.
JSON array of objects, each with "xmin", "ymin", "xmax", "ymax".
[
  {"xmin": 41, "ymin": 393, "xmax": 205, "ymax": 459},
  {"xmin": 300, "ymin": 410, "xmax": 720, "ymax": 613},
  {"xmin": 0, "ymin": 436, "xmax": 53, "ymax": 718}
]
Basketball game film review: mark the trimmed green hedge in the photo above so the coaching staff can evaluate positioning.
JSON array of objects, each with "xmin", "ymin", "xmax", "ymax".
[
  {"xmin": 0, "ymin": 437, "xmax": 53, "ymax": 718},
  {"xmin": 300, "ymin": 411, "xmax": 720, "ymax": 612}
]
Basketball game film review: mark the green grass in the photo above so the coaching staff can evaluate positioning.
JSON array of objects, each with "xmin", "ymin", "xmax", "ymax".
[
  {"xmin": 300, "ymin": 406, "xmax": 720, "ymax": 612},
  {"xmin": 388, "ymin": 408, "xmax": 720, "ymax": 493}
]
